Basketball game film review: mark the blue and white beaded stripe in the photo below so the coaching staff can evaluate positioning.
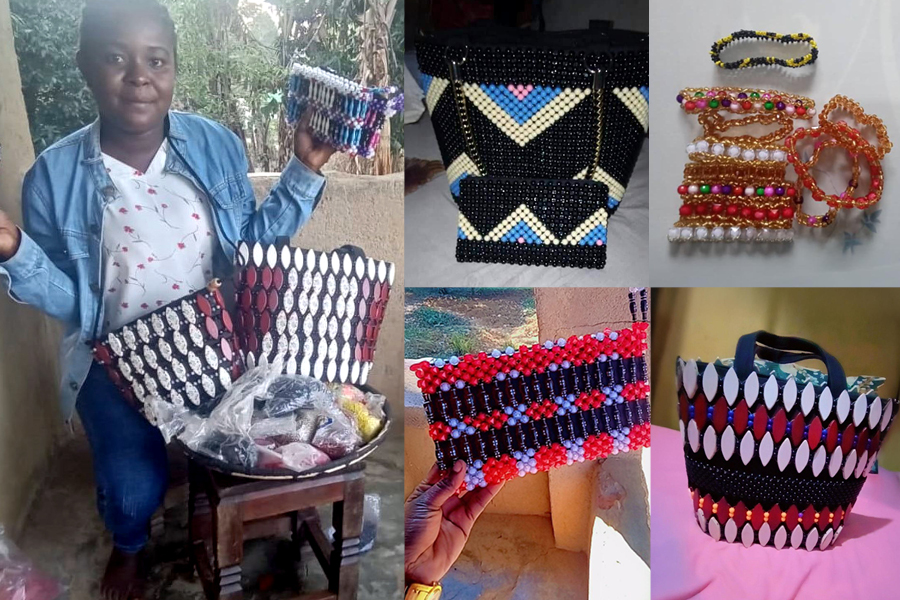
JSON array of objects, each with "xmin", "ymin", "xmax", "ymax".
[
  {"xmin": 612, "ymin": 86, "xmax": 649, "ymax": 132},
  {"xmin": 462, "ymin": 83, "xmax": 590, "ymax": 147}
]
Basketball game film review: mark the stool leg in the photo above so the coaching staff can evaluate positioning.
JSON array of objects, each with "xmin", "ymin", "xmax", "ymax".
[
  {"xmin": 330, "ymin": 478, "xmax": 365, "ymax": 600},
  {"xmin": 189, "ymin": 481, "xmax": 218, "ymax": 599},
  {"xmin": 215, "ymin": 503, "xmax": 245, "ymax": 600}
]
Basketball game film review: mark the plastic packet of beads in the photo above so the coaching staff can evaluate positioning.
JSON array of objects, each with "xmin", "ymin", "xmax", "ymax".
[
  {"xmin": 0, "ymin": 525, "xmax": 65, "ymax": 600},
  {"xmin": 312, "ymin": 406, "xmax": 363, "ymax": 459},
  {"xmin": 415, "ymin": 24, "xmax": 647, "ymax": 211},
  {"xmin": 259, "ymin": 375, "xmax": 334, "ymax": 418},
  {"xmin": 249, "ymin": 415, "xmax": 298, "ymax": 439},
  {"xmin": 278, "ymin": 442, "xmax": 332, "ymax": 471},
  {"xmin": 456, "ymin": 177, "xmax": 611, "ymax": 269},
  {"xmin": 411, "ymin": 323, "xmax": 652, "ymax": 490},
  {"xmin": 286, "ymin": 63, "xmax": 403, "ymax": 158}
]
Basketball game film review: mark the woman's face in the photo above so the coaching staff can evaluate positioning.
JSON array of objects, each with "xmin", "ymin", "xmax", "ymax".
[{"xmin": 78, "ymin": 16, "xmax": 175, "ymax": 135}]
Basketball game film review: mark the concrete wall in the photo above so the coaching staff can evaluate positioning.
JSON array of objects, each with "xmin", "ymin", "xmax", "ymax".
[
  {"xmin": 249, "ymin": 171, "xmax": 404, "ymax": 416},
  {"xmin": 0, "ymin": 0, "xmax": 63, "ymax": 537},
  {"xmin": 652, "ymin": 287, "xmax": 900, "ymax": 471},
  {"xmin": 535, "ymin": 288, "xmax": 647, "ymax": 553}
]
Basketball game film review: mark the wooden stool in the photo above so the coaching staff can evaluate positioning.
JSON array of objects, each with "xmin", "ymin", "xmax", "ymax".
[{"xmin": 188, "ymin": 459, "xmax": 366, "ymax": 600}]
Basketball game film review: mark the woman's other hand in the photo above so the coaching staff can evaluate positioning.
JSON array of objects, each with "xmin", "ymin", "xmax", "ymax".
[
  {"xmin": 0, "ymin": 210, "xmax": 21, "ymax": 261},
  {"xmin": 293, "ymin": 109, "xmax": 337, "ymax": 172},
  {"xmin": 405, "ymin": 461, "xmax": 504, "ymax": 586}
]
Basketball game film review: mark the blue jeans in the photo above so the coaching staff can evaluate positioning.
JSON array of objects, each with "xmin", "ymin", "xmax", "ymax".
[{"xmin": 76, "ymin": 363, "xmax": 169, "ymax": 553}]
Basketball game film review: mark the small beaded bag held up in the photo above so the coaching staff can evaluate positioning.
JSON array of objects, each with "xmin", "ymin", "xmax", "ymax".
[
  {"xmin": 677, "ymin": 331, "xmax": 899, "ymax": 550},
  {"xmin": 416, "ymin": 21, "xmax": 648, "ymax": 269},
  {"xmin": 286, "ymin": 63, "xmax": 403, "ymax": 158},
  {"xmin": 411, "ymin": 289, "xmax": 651, "ymax": 491}
]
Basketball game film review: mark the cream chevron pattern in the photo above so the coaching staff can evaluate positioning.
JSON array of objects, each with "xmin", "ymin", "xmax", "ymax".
[
  {"xmin": 483, "ymin": 205, "xmax": 559, "ymax": 244},
  {"xmin": 423, "ymin": 76, "xmax": 449, "ymax": 113},
  {"xmin": 613, "ymin": 86, "xmax": 650, "ymax": 132},
  {"xmin": 462, "ymin": 83, "xmax": 591, "ymax": 147}
]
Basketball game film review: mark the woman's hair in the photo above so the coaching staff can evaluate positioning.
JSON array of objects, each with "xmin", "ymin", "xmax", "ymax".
[{"xmin": 79, "ymin": 0, "xmax": 177, "ymax": 61}]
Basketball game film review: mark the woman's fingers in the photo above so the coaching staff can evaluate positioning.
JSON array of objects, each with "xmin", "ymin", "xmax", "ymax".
[
  {"xmin": 445, "ymin": 482, "xmax": 505, "ymax": 534},
  {"xmin": 416, "ymin": 461, "xmax": 466, "ymax": 510},
  {"xmin": 405, "ymin": 463, "xmax": 442, "ymax": 504}
]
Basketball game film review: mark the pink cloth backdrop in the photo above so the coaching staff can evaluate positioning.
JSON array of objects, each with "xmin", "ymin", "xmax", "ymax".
[{"xmin": 651, "ymin": 425, "xmax": 900, "ymax": 600}]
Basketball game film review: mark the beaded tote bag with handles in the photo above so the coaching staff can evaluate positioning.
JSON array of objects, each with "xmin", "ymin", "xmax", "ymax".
[
  {"xmin": 677, "ymin": 331, "xmax": 899, "ymax": 551},
  {"xmin": 416, "ymin": 21, "xmax": 648, "ymax": 268}
]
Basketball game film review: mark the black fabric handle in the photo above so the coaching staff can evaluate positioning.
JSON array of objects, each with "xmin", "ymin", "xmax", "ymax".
[{"xmin": 734, "ymin": 331, "xmax": 846, "ymax": 396}]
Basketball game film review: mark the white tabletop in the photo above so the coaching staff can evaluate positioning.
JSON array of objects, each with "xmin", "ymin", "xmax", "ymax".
[{"xmin": 649, "ymin": 0, "xmax": 900, "ymax": 286}]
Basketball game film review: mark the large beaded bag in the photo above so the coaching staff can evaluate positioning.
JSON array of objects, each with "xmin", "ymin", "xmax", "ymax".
[
  {"xmin": 411, "ymin": 300, "xmax": 651, "ymax": 490},
  {"xmin": 415, "ymin": 21, "xmax": 648, "ymax": 269},
  {"xmin": 677, "ymin": 331, "xmax": 899, "ymax": 551},
  {"xmin": 232, "ymin": 241, "xmax": 395, "ymax": 386},
  {"xmin": 91, "ymin": 282, "xmax": 244, "ymax": 423}
]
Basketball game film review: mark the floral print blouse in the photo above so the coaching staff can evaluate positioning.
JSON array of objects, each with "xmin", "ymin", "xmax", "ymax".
[{"xmin": 100, "ymin": 140, "xmax": 217, "ymax": 332}]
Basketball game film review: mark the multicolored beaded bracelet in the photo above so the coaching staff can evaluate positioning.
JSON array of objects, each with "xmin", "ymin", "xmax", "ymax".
[
  {"xmin": 411, "ymin": 324, "xmax": 651, "ymax": 489},
  {"xmin": 676, "ymin": 88, "xmax": 815, "ymax": 117},
  {"xmin": 710, "ymin": 31, "xmax": 818, "ymax": 70}
]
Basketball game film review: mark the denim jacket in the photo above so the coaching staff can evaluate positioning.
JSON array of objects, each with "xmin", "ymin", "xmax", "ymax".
[{"xmin": 0, "ymin": 111, "xmax": 325, "ymax": 421}]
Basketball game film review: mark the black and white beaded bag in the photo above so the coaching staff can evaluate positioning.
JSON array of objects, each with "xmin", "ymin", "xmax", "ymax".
[{"xmin": 416, "ymin": 21, "xmax": 648, "ymax": 268}]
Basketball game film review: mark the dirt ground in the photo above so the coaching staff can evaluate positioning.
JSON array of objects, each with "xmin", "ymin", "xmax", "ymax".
[{"xmin": 404, "ymin": 288, "xmax": 539, "ymax": 358}]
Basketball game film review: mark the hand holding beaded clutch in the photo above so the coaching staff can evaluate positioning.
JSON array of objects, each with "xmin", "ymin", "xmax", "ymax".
[
  {"xmin": 677, "ymin": 331, "xmax": 899, "ymax": 550},
  {"xmin": 286, "ymin": 63, "xmax": 403, "ymax": 158},
  {"xmin": 233, "ymin": 241, "xmax": 395, "ymax": 386},
  {"xmin": 92, "ymin": 281, "xmax": 244, "ymax": 423},
  {"xmin": 411, "ymin": 323, "xmax": 651, "ymax": 491}
]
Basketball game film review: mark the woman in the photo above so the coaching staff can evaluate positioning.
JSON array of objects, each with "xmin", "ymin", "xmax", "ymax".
[{"xmin": 0, "ymin": 1, "xmax": 335, "ymax": 597}]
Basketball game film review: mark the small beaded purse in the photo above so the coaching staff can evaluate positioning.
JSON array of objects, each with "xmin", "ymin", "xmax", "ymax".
[
  {"xmin": 677, "ymin": 331, "xmax": 899, "ymax": 550},
  {"xmin": 416, "ymin": 21, "xmax": 648, "ymax": 268},
  {"xmin": 232, "ymin": 241, "xmax": 395, "ymax": 386},
  {"xmin": 91, "ymin": 282, "xmax": 244, "ymax": 422},
  {"xmin": 411, "ymin": 289, "xmax": 651, "ymax": 490},
  {"xmin": 286, "ymin": 63, "xmax": 403, "ymax": 158}
]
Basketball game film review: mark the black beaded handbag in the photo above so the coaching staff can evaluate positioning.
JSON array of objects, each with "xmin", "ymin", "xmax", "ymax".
[
  {"xmin": 416, "ymin": 21, "xmax": 648, "ymax": 268},
  {"xmin": 92, "ymin": 283, "xmax": 244, "ymax": 423}
]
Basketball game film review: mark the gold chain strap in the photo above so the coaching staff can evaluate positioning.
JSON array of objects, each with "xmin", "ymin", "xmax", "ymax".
[{"xmin": 446, "ymin": 53, "xmax": 485, "ymax": 174}]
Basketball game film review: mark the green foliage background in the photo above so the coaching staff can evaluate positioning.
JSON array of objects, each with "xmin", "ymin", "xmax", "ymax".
[{"xmin": 10, "ymin": 0, "xmax": 403, "ymax": 173}]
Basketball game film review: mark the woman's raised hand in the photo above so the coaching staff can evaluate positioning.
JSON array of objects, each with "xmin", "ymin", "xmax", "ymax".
[
  {"xmin": 293, "ymin": 109, "xmax": 337, "ymax": 172},
  {"xmin": 0, "ymin": 210, "xmax": 21, "ymax": 262}
]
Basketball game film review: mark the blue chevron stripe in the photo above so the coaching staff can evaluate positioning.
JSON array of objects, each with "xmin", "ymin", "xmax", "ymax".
[
  {"xmin": 500, "ymin": 221, "xmax": 543, "ymax": 244},
  {"xmin": 480, "ymin": 84, "xmax": 563, "ymax": 125}
]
